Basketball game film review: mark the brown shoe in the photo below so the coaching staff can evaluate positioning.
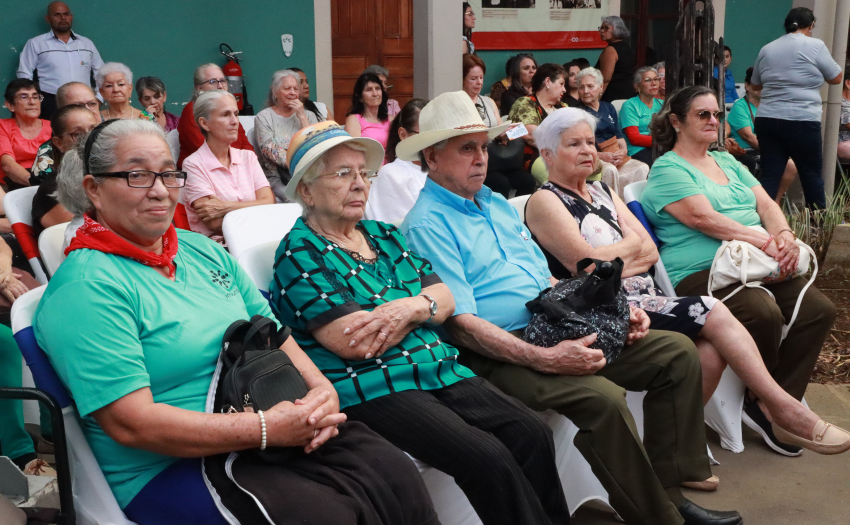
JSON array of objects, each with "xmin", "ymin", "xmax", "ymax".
[
  {"xmin": 681, "ymin": 475, "xmax": 720, "ymax": 492},
  {"xmin": 772, "ymin": 420, "xmax": 850, "ymax": 455},
  {"xmin": 22, "ymin": 458, "xmax": 56, "ymax": 477}
]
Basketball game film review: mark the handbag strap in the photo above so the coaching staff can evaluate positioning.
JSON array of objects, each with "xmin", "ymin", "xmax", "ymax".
[{"xmin": 556, "ymin": 184, "xmax": 623, "ymax": 237}]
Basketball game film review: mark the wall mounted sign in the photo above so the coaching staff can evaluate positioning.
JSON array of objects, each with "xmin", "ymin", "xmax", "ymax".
[{"xmin": 471, "ymin": 0, "xmax": 611, "ymax": 50}]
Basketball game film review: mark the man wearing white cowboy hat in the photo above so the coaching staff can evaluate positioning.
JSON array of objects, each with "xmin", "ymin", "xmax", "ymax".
[{"xmin": 400, "ymin": 92, "xmax": 743, "ymax": 525}]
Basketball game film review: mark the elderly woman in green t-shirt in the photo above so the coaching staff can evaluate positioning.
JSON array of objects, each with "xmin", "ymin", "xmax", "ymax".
[
  {"xmin": 270, "ymin": 121, "xmax": 570, "ymax": 525},
  {"xmin": 35, "ymin": 119, "xmax": 440, "ymax": 525},
  {"xmin": 641, "ymin": 86, "xmax": 848, "ymax": 456}
]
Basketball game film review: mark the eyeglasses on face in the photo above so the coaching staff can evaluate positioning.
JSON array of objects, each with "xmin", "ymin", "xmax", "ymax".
[
  {"xmin": 202, "ymin": 78, "xmax": 228, "ymax": 87},
  {"xmin": 642, "ymin": 78, "xmax": 661, "ymax": 84},
  {"xmin": 16, "ymin": 93, "xmax": 44, "ymax": 102},
  {"xmin": 62, "ymin": 130, "xmax": 90, "ymax": 142},
  {"xmin": 695, "ymin": 110, "xmax": 722, "ymax": 122},
  {"xmin": 319, "ymin": 167, "xmax": 378, "ymax": 184},
  {"xmin": 79, "ymin": 100, "xmax": 100, "ymax": 110},
  {"xmin": 94, "ymin": 170, "xmax": 187, "ymax": 188}
]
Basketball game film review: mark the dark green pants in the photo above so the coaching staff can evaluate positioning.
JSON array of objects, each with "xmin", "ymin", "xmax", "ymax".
[
  {"xmin": 676, "ymin": 271, "xmax": 835, "ymax": 400},
  {"xmin": 460, "ymin": 330, "xmax": 710, "ymax": 525}
]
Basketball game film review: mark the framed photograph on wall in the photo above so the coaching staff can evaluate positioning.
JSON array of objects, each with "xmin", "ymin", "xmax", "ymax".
[{"xmin": 470, "ymin": 0, "xmax": 612, "ymax": 50}]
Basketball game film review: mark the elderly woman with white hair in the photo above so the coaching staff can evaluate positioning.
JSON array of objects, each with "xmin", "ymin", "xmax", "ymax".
[
  {"xmin": 270, "ymin": 121, "xmax": 570, "ymax": 525},
  {"xmin": 577, "ymin": 67, "xmax": 648, "ymax": 197},
  {"xmin": 181, "ymin": 90, "xmax": 274, "ymax": 242},
  {"xmin": 254, "ymin": 69, "xmax": 320, "ymax": 201},
  {"xmin": 96, "ymin": 62, "xmax": 155, "ymax": 122},
  {"xmin": 38, "ymin": 118, "xmax": 440, "ymax": 525},
  {"xmin": 595, "ymin": 16, "xmax": 636, "ymax": 102},
  {"xmin": 523, "ymin": 107, "xmax": 850, "ymax": 465}
]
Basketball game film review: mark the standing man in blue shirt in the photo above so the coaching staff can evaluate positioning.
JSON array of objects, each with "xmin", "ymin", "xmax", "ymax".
[
  {"xmin": 713, "ymin": 46, "xmax": 739, "ymax": 104},
  {"xmin": 400, "ymin": 92, "xmax": 743, "ymax": 525},
  {"xmin": 17, "ymin": 2, "xmax": 104, "ymax": 119}
]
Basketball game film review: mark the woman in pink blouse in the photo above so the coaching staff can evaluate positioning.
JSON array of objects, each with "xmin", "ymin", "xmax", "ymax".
[
  {"xmin": 1, "ymin": 79, "xmax": 52, "ymax": 191},
  {"xmin": 344, "ymin": 73, "xmax": 391, "ymax": 158},
  {"xmin": 181, "ymin": 90, "xmax": 274, "ymax": 242}
]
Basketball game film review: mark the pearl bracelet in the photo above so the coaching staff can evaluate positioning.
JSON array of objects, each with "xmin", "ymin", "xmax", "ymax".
[{"xmin": 257, "ymin": 410, "xmax": 267, "ymax": 451}]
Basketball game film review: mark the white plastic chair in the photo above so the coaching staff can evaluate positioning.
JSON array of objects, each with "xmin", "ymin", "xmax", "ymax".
[
  {"xmin": 507, "ymin": 194, "xmax": 531, "ymax": 221},
  {"xmin": 38, "ymin": 222, "xmax": 70, "ymax": 278},
  {"xmin": 622, "ymin": 180, "xmax": 747, "ymax": 453},
  {"xmin": 12, "ymin": 287, "xmax": 137, "ymax": 525},
  {"xmin": 4, "ymin": 187, "xmax": 48, "ymax": 284},
  {"xmin": 611, "ymin": 98, "xmax": 627, "ymax": 117},
  {"xmin": 221, "ymin": 203, "xmax": 303, "ymax": 261},
  {"xmin": 165, "ymin": 129, "xmax": 180, "ymax": 163}
]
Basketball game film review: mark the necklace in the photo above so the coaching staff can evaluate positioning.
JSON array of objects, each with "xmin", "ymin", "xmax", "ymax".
[
  {"xmin": 307, "ymin": 219, "xmax": 364, "ymax": 253},
  {"xmin": 107, "ymin": 105, "xmax": 134, "ymax": 120}
]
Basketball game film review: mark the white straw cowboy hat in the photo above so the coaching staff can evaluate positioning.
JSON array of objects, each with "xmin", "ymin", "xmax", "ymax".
[
  {"xmin": 283, "ymin": 121, "xmax": 385, "ymax": 201},
  {"xmin": 396, "ymin": 91, "xmax": 512, "ymax": 162}
]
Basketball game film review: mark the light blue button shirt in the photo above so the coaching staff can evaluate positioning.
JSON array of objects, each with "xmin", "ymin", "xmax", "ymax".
[
  {"xmin": 17, "ymin": 31, "xmax": 103, "ymax": 95},
  {"xmin": 402, "ymin": 178, "xmax": 551, "ymax": 332}
]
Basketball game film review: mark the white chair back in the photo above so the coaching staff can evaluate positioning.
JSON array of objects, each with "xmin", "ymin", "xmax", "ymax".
[
  {"xmin": 236, "ymin": 241, "xmax": 279, "ymax": 294},
  {"xmin": 221, "ymin": 203, "xmax": 303, "ymax": 261},
  {"xmin": 12, "ymin": 287, "xmax": 137, "ymax": 525},
  {"xmin": 507, "ymin": 194, "xmax": 531, "ymax": 222},
  {"xmin": 611, "ymin": 99, "xmax": 627, "ymax": 117},
  {"xmin": 4, "ymin": 187, "xmax": 48, "ymax": 284},
  {"xmin": 38, "ymin": 222, "xmax": 70, "ymax": 277},
  {"xmin": 165, "ymin": 129, "xmax": 180, "ymax": 163},
  {"xmin": 622, "ymin": 180, "xmax": 647, "ymax": 203}
]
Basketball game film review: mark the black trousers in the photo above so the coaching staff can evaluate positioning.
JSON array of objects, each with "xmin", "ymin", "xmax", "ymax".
[
  {"xmin": 344, "ymin": 377, "xmax": 570, "ymax": 525},
  {"xmin": 631, "ymin": 147, "xmax": 655, "ymax": 167},
  {"xmin": 755, "ymin": 117, "xmax": 825, "ymax": 208}
]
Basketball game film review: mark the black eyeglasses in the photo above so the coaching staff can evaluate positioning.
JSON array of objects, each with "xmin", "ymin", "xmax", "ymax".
[
  {"xmin": 695, "ymin": 110, "xmax": 722, "ymax": 122},
  {"xmin": 94, "ymin": 170, "xmax": 187, "ymax": 188},
  {"xmin": 202, "ymin": 78, "xmax": 228, "ymax": 87}
]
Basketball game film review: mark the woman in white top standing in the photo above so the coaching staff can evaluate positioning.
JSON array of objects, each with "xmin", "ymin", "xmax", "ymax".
[
  {"xmin": 255, "ymin": 70, "xmax": 319, "ymax": 201},
  {"xmin": 363, "ymin": 99, "xmax": 428, "ymax": 223},
  {"xmin": 751, "ymin": 7, "xmax": 842, "ymax": 209}
]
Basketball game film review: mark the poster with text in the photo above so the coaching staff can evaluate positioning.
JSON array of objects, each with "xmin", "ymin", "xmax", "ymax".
[{"xmin": 471, "ymin": 0, "xmax": 611, "ymax": 50}]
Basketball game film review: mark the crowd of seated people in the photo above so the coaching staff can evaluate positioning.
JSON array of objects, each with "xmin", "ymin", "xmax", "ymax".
[{"xmin": 5, "ymin": 4, "xmax": 850, "ymax": 525}]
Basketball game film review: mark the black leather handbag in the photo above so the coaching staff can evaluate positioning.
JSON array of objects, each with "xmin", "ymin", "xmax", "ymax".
[
  {"xmin": 487, "ymin": 137, "xmax": 525, "ymax": 174},
  {"xmin": 217, "ymin": 315, "xmax": 307, "ymax": 462},
  {"xmin": 523, "ymin": 258, "xmax": 630, "ymax": 365}
]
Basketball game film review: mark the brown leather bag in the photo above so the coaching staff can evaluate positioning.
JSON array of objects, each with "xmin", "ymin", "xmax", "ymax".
[{"xmin": 598, "ymin": 136, "xmax": 632, "ymax": 166}]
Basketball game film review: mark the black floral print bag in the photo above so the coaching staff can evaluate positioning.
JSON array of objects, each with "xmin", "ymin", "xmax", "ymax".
[{"xmin": 523, "ymin": 258, "xmax": 630, "ymax": 365}]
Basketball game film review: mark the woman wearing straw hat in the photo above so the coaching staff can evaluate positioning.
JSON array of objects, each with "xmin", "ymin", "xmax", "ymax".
[{"xmin": 269, "ymin": 120, "xmax": 570, "ymax": 525}]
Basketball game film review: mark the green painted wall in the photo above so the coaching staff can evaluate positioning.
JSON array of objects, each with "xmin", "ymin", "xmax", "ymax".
[
  {"xmin": 723, "ymin": 0, "xmax": 793, "ymax": 80},
  {"xmin": 478, "ymin": 49, "xmax": 603, "ymax": 97},
  {"xmin": 0, "ymin": 0, "xmax": 316, "ymax": 117}
]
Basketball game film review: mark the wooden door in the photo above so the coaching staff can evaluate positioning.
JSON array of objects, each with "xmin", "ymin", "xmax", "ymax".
[{"xmin": 331, "ymin": 0, "xmax": 414, "ymax": 121}]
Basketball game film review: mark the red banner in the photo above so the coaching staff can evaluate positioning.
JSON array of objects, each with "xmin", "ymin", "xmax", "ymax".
[{"xmin": 472, "ymin": 31, "xmax": 607, "ymax": 50}]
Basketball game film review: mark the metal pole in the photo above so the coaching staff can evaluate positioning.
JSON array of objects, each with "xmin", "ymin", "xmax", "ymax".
[{"xmin": 822, "ymin": 0, "xmax": 850, "ymax": 199}]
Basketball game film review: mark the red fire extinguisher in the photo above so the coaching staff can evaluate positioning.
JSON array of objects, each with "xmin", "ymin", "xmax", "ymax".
[{"xmin": 220, "ymin": 43, "xmax": 253, "ymax": 115}]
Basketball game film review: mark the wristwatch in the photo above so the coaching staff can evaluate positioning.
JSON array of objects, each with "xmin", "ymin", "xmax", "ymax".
[{"xmin": 420, "ymin": 294, "xmax": 438, "ymax": 323}]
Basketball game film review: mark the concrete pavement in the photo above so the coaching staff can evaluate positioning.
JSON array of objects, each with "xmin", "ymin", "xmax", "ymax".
[{"xmin": 572, "ymin": 384, "xmax": 850, "ymax": 525}]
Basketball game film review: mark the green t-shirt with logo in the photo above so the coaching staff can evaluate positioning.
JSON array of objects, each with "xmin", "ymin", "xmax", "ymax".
[{"xmin": 34, "ymin": 230, "xmax": 274, "ymax": 509}]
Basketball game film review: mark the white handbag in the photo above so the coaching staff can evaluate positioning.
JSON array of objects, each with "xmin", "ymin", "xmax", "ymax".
[{"xmin": 707, "ymin": 225, "xmax": 817, "ymax": 341}]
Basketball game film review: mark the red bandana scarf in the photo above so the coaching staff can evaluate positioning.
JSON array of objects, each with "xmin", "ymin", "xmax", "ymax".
[{"xmin": 65, "ymin": 213, "xmax": 179, "ymax": 277}]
